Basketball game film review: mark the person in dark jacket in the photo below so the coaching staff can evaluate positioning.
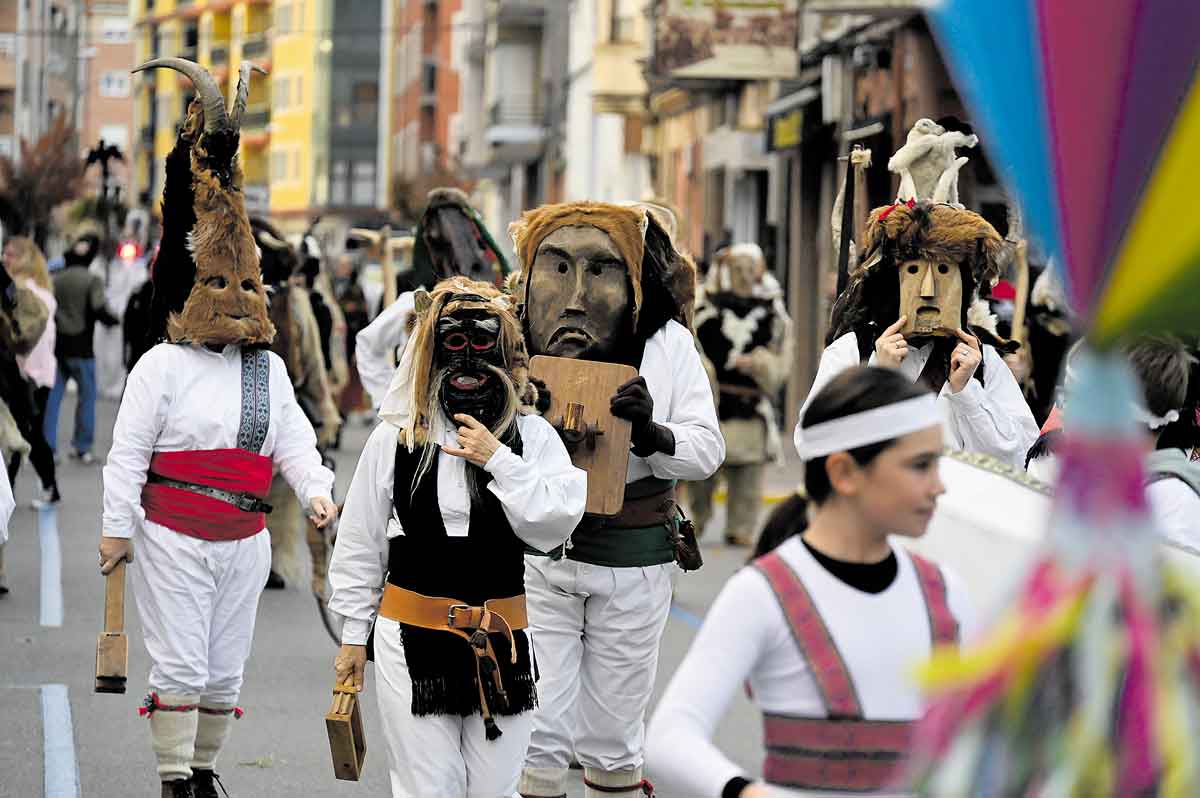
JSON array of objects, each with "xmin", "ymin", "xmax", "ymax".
[{"xmin": 44, "ymin": 232, "xmax": 119, "ymax": 463}]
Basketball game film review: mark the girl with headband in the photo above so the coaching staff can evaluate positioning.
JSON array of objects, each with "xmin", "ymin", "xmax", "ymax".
[{"xmin": 646, "ymin": 366, "xmax": 975, "ymax": 797}]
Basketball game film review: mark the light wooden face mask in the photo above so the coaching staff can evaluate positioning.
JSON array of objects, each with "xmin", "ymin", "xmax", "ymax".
[{"xmin": 897, "ymin": 257, "xmax": 963, "ymax": 337}]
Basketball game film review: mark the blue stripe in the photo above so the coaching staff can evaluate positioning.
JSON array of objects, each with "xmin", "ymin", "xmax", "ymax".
[
  {"xmin": 669, "ymin": 603, "xmax": 704, "ymax": 629},
  {"xmin": 38, "ymin": 507, "xmax": 62, "ymax": 627},
  {"xmin": 42, "ymin": 684, "xmax": 80, "ymax": 798}
]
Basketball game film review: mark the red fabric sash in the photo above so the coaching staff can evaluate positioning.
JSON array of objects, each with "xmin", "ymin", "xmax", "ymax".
[
  {"xmin": 752, "ymin": 549, "xmax": 959, "ymax": 793},
  {"xmin": 141, "ymin": 449, "xmax": 272, "ymax": 541}
]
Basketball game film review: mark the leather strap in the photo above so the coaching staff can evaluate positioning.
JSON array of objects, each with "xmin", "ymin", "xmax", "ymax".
[
  {"xmin": 145, "ymin": 473, "xmax": 274, "ymax": 514},
  {"xmin": 378, "ymin": 584, "xmax": 527, "ymax": 734}
]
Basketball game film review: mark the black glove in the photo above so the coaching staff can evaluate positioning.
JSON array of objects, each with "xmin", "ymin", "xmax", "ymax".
[
  {"xmin": 610, "ymin": 376, "xmax": 675, "ymax": 457},
  {"xmin": 529, "ymin": 376, "xmax": 552, "ymax": 415}
]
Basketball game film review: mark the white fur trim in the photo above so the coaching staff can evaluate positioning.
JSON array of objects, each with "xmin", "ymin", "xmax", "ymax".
[{"xmin": 967, "ymin": 298, "xmax": 999, "ymax": 337}]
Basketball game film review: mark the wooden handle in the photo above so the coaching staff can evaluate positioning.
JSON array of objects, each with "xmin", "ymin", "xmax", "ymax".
[{"xmin": 104, "ymin": 561, "xmax": 125, "ymax": 635}]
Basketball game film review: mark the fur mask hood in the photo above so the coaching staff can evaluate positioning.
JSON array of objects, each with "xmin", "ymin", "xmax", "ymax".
[
  {"xmin": 139, "ymin": 58, "xmax": 274, "ymax": 349},
  {"xmin": 856, "ymin": 200, "xmax": 1004, "ymax": 285},
  {"xmin": 508, "ymin": 201, "xmax": 696, "ymax": 335},
  {"xmin": 410, "ymin": 187, "xmax": 510, "ymax": 289},
  {"xmin": 379, "ymin": 276, "xmax": 532, "ymax": 450}
]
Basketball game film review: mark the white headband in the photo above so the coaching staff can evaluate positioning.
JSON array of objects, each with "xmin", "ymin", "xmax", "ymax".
[{"xmin": 795, "ymin": 394, "xmax": 940, "ymax": 460}]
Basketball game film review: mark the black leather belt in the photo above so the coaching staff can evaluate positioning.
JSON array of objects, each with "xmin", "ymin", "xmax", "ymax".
[{"xmin": 146, "ymin": 473, "xmax": 273, "ymax": 514}]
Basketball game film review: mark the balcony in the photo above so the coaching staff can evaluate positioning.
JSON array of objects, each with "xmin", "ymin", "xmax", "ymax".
[
  {"xmin": 485, "ymin": 96, "xmax": 545, "ymax": 163},
  {"xmin": 242, "ymin": 35, "xmax": 269, "ymax": 59},
  {"xmin": 210, "ymin": 45, "xmax": 228, "ymax": 65},
  {"xmin": 805, "ymin": 0, "xmax": 923, "ymax": 12},
  {"xmin": 240, "ymin": 105, "xmax": 270, "ymax": 130},
  {"xmin": 494, "ymin": 0, "xmax": 545, "ymax": 27}
]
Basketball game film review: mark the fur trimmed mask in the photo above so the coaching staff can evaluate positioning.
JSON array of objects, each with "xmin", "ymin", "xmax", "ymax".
[
  {"xmin": 137, "ymin": 58, "xmax": 274, "ymax": 348},
  {"xmin": 379, "ymin": 276, "xmax": 532, "ymax": 451},
  {"xmin": 508, "ymin": 201, "xmax": 696, "ymax": 364}
]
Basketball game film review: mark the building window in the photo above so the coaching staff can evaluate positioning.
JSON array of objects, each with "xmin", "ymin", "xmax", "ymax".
[
  {"xmin": 352, "ymin": 162, "xmax": 375, "ymax": 206},
  {"xmin": 98, "ymin": 124, "xmax": 129, "ymax": 152},
  {"xmin": 100, "ymin": 71, "xmax": 131, "ymax": 98},
  {"xmin": 0, "ymin": 33, "xmax": 15, "ymax": 58},
  {"xmin": 330, "ymin": 161, "xmax": 348, "ymax": 204},
  {"xmin": 291, "ymin": 150, "xmax": 301, "ymax": 181},
  {"xmin": 353, "ymin": 81, "xmax": 377, "ymax": 124},
  {"xmin": 271, "ymin": 150, "xmax": 289, "ymax": 183},
  {"xmin": 272, "ymin": 76, "xmax": 289, "ymax": 109},
  {"xmin": 101, "ymin": 18, "xmax": 131, "ymax": 44},
  {"xmin": 275, "ymin": 2, "xmax": 292, "ymax": 34},
  {"xmin": 293, "ymin": 76, "xmax": 303, "ymax": 108},
  {"xmin": 610, "ymin": 0, "xmax": 637, "ymax": 43},
  {"xmin": 420, "ymin": 61, "xmax": 436, "ymax": 95}
]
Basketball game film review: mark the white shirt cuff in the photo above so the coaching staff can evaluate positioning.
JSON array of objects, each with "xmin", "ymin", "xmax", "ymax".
[
  {"xmin": 341, "ymin": 618, "xmax": 373, "ymax": 646},
  {"xmin": 483, "ymin": 444, "xmax": 517, "ymax": 475},
  {"xmin": 945, "ymin": 376, "xmax": 986, "ymax": 407}
]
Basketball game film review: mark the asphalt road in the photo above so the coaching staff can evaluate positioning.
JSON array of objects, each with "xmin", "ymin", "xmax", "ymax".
[
  {"xmin": 0, "ymin": 395, "xmax": 768, "ymax": 798},
  {"xmin": 1, "ymin": 394, "xmax": 1030, "ymax": 798}
]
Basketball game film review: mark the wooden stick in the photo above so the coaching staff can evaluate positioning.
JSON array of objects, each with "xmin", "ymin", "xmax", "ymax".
[
  {"xmin": 95, "ymin": 561, "xmax": 128, "ymax": 694},
  {"xmin": 1011, "ymin": 239, "xmax": 1030, "ymax": 345},
  {"xmin": 104, "ymin": 561, "xmax": 125, "ymax": 634}
]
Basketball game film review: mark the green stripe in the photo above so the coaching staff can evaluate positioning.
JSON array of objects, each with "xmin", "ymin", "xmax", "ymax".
[{"xmin": 526, "ymin": 522, "xmax": 676, "ymax": 567}]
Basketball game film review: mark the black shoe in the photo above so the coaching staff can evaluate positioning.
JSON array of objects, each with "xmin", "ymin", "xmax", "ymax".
[
  {"xmin": 189, "ymin": 769, "xmax": 229, "ymax": 798},
  {"xmin": 265, "ymin": 570, "xmax": 286, "ymax": 590},
  {"xmin": 161, "ymin": 779, "xmax": 194, "ymax": 798}
]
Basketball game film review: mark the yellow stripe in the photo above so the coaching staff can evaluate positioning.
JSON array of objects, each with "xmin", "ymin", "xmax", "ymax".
[{"xmin": 1094, "ymin": 74, "xmax": 1200, "ymax": 339}]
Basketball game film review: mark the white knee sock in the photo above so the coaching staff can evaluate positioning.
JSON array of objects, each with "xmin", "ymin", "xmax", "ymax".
[
  {"xmin": 148, "ymin": 693, "xmax": 200, "ymax": 782},
  {"xmin": 583, "ymin": 766, "xmax": 650, "ymax": 798},
  {"xmin": 519, "ymin": 766, "xmax": 568, "ymax": 797},
  {"xmin": 192, "ymin": 705, "xmax": 237, "ymax": 771}
]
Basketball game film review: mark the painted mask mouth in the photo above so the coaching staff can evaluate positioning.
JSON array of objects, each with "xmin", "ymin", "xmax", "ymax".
[
  {"xmin": 549, "ymin": 326, "xmax": 595, "ymax": 348},
  {"xmin": 449, "ymin": 371, "xmax": 492, "ymax": 391}
]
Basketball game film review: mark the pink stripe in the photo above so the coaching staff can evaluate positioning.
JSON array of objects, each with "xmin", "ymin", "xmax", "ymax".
[
  {"xmin": 1036, "ymin": 0, "xmax": 1139, "ymax": 310},
  {"xmin": 764, "ymin": 714, "xmax": 913, "ymax": 753}
]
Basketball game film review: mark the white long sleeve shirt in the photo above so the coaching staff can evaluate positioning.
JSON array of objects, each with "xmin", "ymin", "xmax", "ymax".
[
  {"xmin": 795, "ymin": 332, "xmax": 1039, "ymax": 469},
  {"xmin": 328, "ymin": 412, "xmax": 587, "ymax": 645},
  {"xmin": 628, "ymin": 319, "xmax": 725, "ymax": 483},
  {"xmin": 646, "ymin": 537, "xmax": 975, "ymax": 798},
  {"xmin": 101, "ymin": 343, "xmax": 335, "ymax": 539},
  {"xmin": 355, "ymin": 291, "xmax": 415, "ymax": 409},
  {"xmin": 0, "ymin": 467, "xmax": 12, "ymax": 544}
]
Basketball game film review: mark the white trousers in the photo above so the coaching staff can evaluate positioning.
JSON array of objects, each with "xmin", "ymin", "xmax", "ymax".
[
  {"xmin": 130, "ymin": 521, "xmax": 271, "ymax": 705},
  {"xmin": 374, "ymin": 616, "xmax": 533, "ymax": 798},
  {"xmin": 523, "ymin": 555, "xmax": 674, "ymax": 773}
]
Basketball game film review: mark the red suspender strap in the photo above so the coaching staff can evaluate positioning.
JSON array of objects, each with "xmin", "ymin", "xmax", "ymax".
[
  {"xmin": 752, "ymin": 551, "xmax": 862, "ymax": 718},
  {"xmin": 908, "ymin": 553, "xmax": 959, "ymax": 646}
]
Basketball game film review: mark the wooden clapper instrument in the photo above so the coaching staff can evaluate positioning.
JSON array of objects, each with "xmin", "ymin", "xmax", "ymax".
[
  {"xmin": 326, "ymin": 680, "xmax": 366, "ymax": 780},
  {"xmin": 95, "ymin": 560, "xmax": 128, "ymax": 694}
]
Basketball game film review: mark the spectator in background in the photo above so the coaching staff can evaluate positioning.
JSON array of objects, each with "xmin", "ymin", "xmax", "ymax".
[
  {"xmin": 45, "ymin": 232, "xmax": 119, "ymax": 464},
  {"xmin": 334, "ymin": 254, "xmax": 371, "ymax": 423},
  {"xmin": 3, "ymin": 237, "xmax": 60, "ymax": 506}
]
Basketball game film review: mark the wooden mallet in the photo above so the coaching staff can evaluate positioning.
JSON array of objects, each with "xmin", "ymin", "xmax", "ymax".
[{"xmin": 95, "ymin": 560, "xmax": 128, "ymax": 694}]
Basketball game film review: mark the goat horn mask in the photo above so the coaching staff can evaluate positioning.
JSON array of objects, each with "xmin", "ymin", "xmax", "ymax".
[{"xmin": 137, "ymin": 57, "xmax": 276, "ymax": 348}]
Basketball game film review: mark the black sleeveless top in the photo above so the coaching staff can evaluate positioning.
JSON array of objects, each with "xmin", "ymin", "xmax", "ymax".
[{"xmin": 384, "ymin": 441, "xmax": 536, "ymax": 718}]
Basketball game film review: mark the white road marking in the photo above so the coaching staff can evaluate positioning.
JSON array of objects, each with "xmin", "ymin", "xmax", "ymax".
[
  {"xmin": 39, "ymin": 507, "xmax": 63, "ymax": 627},
  {"xmin": 42, "ymin": 683, "xmax": 81, "ymax": 798}
]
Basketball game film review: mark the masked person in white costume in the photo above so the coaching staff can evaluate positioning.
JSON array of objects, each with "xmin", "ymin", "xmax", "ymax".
[
  {"xmin": 328, "ymin": 276, "xmax": 586, "ymax": 797},
  {"xmin": 509, "ymin": 201, "xmax": 724, "ymax": 798},
  {"xmin": 648, "ymin": 366, "xmax": 974, "ymax": 797},
  {"xmin": 804, "ymin": 149, "xmax": 1038, "ymax": 469},
  {"xmin": 355, "ymin": 188, "xmax": 510, "ymax": 408},
  {"xmin": 98, "ymin": 59, "xmax": 336, "ymax": 798}
]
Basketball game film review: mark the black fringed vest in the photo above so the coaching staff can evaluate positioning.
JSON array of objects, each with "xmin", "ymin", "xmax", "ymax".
[{"xmin": 385, "ymin": 441, "xmax": 536, "ymax": 719}]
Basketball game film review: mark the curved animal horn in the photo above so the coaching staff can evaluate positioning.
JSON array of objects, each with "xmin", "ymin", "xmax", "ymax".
[
  {"xmin": 132, "ymin": 57, "xmax": 228, "ymax": 135},
  {"xmin": 230, "ymin": 62, "xmax": 269, "ymax": 130}
]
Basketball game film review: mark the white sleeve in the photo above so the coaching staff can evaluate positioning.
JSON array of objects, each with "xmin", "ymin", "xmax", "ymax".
[
  {"xmin": 270, "ymin": 354, "xmax": 335, "ymax": 504},
  {"xmin": 355, "ymin": 292, "xmax": 414, "ymax": 409},
  {"xmin": 1148, "ymin": 479, "xmax": 1200, "ymax": 555},
  {"xmin": 101, "ymin": 347, "xmax": 171, "ymax": 538},
  {"xmin": 0, "ymin": 467, "xmax": 13, "ymax": 544},
  {"xmin": 943, "ymin": 346, "xmax": 1039, "ymax": 469},
  {"xmin": 646, "ymin": 567, "xmax": 778, "ymax": 798},
  {"xmin": 484, "ymin": 416, "xmax": 587, "ymax": 553},
  {"xmin": 328, "ymin": 423, "xmax": 397, "ymax": 645},
  {"xmin": 644, "ymin": 325, "xmax": 725, "ymax": 481},
  {"xmin": 794, "ymin": 333, "xmax": 862, "ymax": 455}
]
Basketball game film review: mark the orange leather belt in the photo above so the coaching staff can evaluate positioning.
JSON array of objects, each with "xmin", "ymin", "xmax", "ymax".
[{"xmin": 378, "ymin": 584, "xmax": 527, "ymax": 733}]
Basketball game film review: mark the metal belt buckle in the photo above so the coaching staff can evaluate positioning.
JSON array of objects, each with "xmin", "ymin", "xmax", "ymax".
[
  {"xmin": 231, "ymin": 494, "xmax": 256, "ymax": 512},
  {"xmin": 447, "ymin": 604, "xmax": 469, "ymax": 627}
]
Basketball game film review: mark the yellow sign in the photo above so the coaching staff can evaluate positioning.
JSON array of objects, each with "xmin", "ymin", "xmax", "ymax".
[{"xmin": 769, "ymin": 108, "xmax": 803, "ymax": 151}]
